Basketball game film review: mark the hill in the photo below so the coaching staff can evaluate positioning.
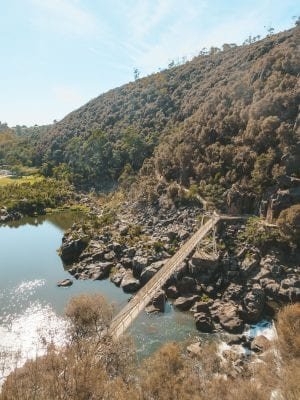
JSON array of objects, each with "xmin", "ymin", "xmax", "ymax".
[{"xmin": 3, "ymin": 26, "xmax": 300, "ymax": 211}]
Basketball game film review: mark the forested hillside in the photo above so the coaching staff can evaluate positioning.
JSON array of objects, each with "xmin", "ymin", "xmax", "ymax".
[{"xmin": 2, "ymin": 26, "xmax": 300, "ymax": 211}]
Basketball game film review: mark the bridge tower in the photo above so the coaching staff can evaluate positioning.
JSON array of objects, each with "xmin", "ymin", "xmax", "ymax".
[{"xmin": 196, "ymin": 212, "xmax": 219, "ymax": 261}]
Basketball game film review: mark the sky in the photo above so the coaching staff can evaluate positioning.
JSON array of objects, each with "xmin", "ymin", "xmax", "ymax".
[{"xmin": 0, "ymin": 0, "xmax": 298, "ymax": 127}]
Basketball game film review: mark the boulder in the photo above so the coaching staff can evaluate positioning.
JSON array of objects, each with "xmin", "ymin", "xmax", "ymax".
[
  {"xmin": 191, "ymin": 300, "xmax": 213, "ymax": 313},
  {"xmin": 120, "ymin": 271, "xmax": 141, "ymax": 293},
  {"xmin": 250, "ymin": 335, "xmax": 271, "ymax": 353},
  {"xmin": 90, "ymin": 262, "xmax": 113, "ymax": 280},
  {"xmin": 187, "ymin": 342, "xmax": 201, "ymax": 357},
  {"xmin": 146, "ymin": 290, "xmax": 166, "ymax": 313},
  {"xmin": 110, "ymin": 269, "xmax": 126, "ymax": 286},
  {"xmin": 104, "ymin": 250, "xmax": 115, "ymax": 261},
  {"xmin": 210, "ymin": 301, "xmax": 244, "ymax": 334},
  {"xmin": 140, "ymin": 260, "xmax": 166, "ymax": 285},
  {"xmin": 165, "ymin": 285, "xmax": 179, "ymax": 299},
  {"xmin": 173, "ymin": 295, "xmax": 199, "ymax": 311},
  {"xmin": 222, "ymin": 283, "xmax": 244, "ymax": 302},
  {"xmin": 57, "ymin": 278, "xmax": 73, "ymax": 287},
  {"xmin": 132, "ymin": 256, "xmax": 148, "ymax": 277},
  {"xmin": 177, "ymin": 276, "xmax": 197, "ymax": 294},
  {"xmin": 60, "ymin": 236, "xmax": 89, "ymax": 264},
  {"xmin": 242, "ymin": 284, "xmax": 265, "ymax": 322},
  {"xmin": 194, "ymin": 312, "xmax": 214, "ymax": 333}
]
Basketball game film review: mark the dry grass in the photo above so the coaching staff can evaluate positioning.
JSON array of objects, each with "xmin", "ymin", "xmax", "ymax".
[{"xmin": 1, "ymin": 298, "xmax": 299, "ymax": 400}]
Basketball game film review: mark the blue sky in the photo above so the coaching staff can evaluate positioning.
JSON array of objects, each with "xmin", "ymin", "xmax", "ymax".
[{"xmin": 0, "ymin": 0, "xmax": 298, "ymax": 126}]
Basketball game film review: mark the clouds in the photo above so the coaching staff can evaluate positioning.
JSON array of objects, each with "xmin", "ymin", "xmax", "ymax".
[{"xmin": 29, "ymin": 0, "xmax": 98, "ymax": 36}]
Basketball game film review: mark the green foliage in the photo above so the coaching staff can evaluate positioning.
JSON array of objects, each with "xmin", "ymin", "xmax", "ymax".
[
  {"xmin": 277, "ymin": 204, "xmax": 300, "ymax": 246},
  {"xmin": 127, "ymin": 224, "xmax": 142, "ymax": 237},
  {"xmin": 153, "ymin": 241, "xmax": 165, "ymax": 252},
  {"xmin": 0, "ymin": 178, "xmax": 74, "ymax": 215},
  {"xmin": 238, "ymin": 217, "xmax": 281, "ymax": 248}
]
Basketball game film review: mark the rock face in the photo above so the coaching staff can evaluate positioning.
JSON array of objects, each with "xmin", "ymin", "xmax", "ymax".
[
  {"xmin": 120, "ymin": 271, "xmax": 141, "ymax": 293},
  {"xmin": 57, "ymin": 278, "xmax": 73, "ymax": 287},
  {"xmin": 60, "ymin": 236, "xmax": 89, "ymax": 264}
]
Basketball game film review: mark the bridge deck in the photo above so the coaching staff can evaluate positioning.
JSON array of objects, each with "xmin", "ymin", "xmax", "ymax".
[{"xmin": 109, "ymin": 215, "xmax": 220, "ymax": 338}]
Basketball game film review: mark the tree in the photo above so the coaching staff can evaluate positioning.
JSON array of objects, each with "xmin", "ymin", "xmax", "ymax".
[
  {"xmin": 133, "ymin": 68, "xmax": 140, "ymax": 80},
  {"xmin": 277, "ymin": 204, "xmax": 300, "ymax": 246}
]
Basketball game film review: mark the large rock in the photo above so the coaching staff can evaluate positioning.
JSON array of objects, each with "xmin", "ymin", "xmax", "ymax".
[
  {"xmin": 60, "ymin": 236, "xmax": 89, "ymax": 264},
  {"xmin": 177, "ymin": 276, "xmax": 197, "ymax": 294},
  {"xmin": 165, "ymin": 285, "xmax": 179, "ymax": 299},
  {"xmin": 191, "ymin": 300, "xmax": 213, "ymax": 313},
  {"xmin": 57, "ymin": 278, "xmax": 73, "ymax": 287},
  {"xmin": 250, "ymin": 335, "xmax": 271, "ymax": 353},
  {"xmin": 210, "ymin": 301, "xmax": 244, "ymax": 334},
  {"xmin": 242, "ymin": 284, "xmax": 265, "ymax": 322},
  {"xmin": 194, "ymin": 312, "xmax": 214, "ymax": 333},
  {"xmin": 110, "ymin": 268, "xmax": 126, "ymax": 286},
  {"xmin": 222, "ymin": 283, "xmax": 244, "ymax": 302},
  {"xmin": 120, "ymin": 271, "xmax": 141, "ymax": 293},
  {"xmin": 173, "ymin": 295, "xmax": 199, "ymax": 311},
  {"xmin": 132, "ymin": 256, "xmax": 148, "ymax": 277},
  {"xmin": 146, "ymin": 290, "xmax": 166, "ymax": 313},
  {"xmin": 140, "ymin": 260, "xmax": 166, "ymax": 285},
  {"xmin": 89, "ymin": 262, "xmax": 114, "ymax": 280}
]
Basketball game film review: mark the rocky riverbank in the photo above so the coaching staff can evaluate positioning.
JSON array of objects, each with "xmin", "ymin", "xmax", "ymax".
[{"xmin": 58, "ymin": 196, "xmax": 300, "ymax": 336}]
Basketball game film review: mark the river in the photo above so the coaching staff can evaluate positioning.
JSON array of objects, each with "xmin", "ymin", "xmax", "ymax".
[{"xmin": 0, "ymin": 212, "xmax": 199, "ymax": 382}]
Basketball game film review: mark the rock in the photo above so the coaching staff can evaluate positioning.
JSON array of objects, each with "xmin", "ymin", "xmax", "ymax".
[
  {"xmin": 173, "ymin": 295, "xmax": 199, "ymax": 311},
  {"xmin": 194, "ymin": 312, "xmax": 214, "ymax": 332},
  {"xmin": 210, "ymin": 302, "xmax": 244, "ymax": 334},
  {"xmin": 226, "ymin": 184, "xmax": 256, "ymax": 214},
  {"xmin": 110, "ymin": 269, "xmax": 126, "ymax": 286},
  {"xmin": 166, "ymin": 229, "xmax": 177, "ymax": 241},
  {"xmin": 222, "ymin": 284, "xmax": 244, "ymax": 302},
  {"xmin": 177, "ymin": 276, "xmax": 197, "ymax": 294},
  {"xmin": 126, "ymin": 247, "xmax": 136, "ymax": 258},
  {"xmin": 241, "ymin": 255, "xmax": 259, "ymax": 278},
  {"xmin": 104, "ymin": 250, "xmax": 115, "ymax": 261},
  {"xmin": 57, "ymin": 278, "xmax": 73, "ymax": 287},
  {"xmin": 242, "ymin": 284, "xmax": 265, "ymax": 322},
  {"xmin": 120, "ymin": 226, "xmax": 129, "ymax": 236},
  {"xmin": 120, "ymin": 271, "xmax": 141, "ymax": 293},
  {"xmin": 191, "ymin": 300, "xmax": 213, "ymax": 313},
  {"xmin": 165, "ymin": 285, "xmax": 179, "ymax": 299},
  {"xmin": 90, "ymin": 262, "xmax": 113, "ymax": 280},
  {"xmin": 132, "ymin": 256, "xmax": 148, "ymax": 277},
  {"xmin": 264, "ymin": 281, "xmax": 280, "ymax": 300},
  {"xmin": 146, "ymin": 290, "xmax": 166, "ymax": 313},
  {"xmin": 250, "ymin": 335, "xmax": 271, "ymax": 353},
  {"xmin": 178, "ymin": 229, "xmax": 189, "ymax": 241},
  {"xmin": 187, "ymin": 342, "xmax": 201, "ymax": 357},
  {"xmin": 140, "ymin": 260, "xmax": 166, "ymax": 285},
  {"xmin": 60, "ymin": 236, "xmax": 89, "ymax": 264}
]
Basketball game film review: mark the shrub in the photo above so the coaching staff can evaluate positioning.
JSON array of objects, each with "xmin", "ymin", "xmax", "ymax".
[{"xmin": 277, "ymin": 204, "xmax": 300, "ymax": 246}]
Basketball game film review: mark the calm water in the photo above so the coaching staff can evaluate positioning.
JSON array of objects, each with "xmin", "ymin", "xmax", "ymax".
[{"xmin": 0, "ymin": 212, "xmax": 198, "ymax": 381}]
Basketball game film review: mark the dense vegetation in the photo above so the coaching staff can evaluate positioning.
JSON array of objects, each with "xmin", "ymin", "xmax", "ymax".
[
  {"xmin": 1, "ymin": 25, "xmax": 299, "ymax": 210},
  {"xmin": 1, "ymin": 295, "xmax": 299, "ymax": 400},
  {"xmin": 0, "ymin": 178, "xmax": 75, "ymax": 215}
]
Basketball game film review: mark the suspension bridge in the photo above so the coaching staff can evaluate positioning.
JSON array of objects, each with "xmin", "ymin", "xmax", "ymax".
[{"xmin": 109, "ymin": 211, "xmax": 221, "ymax": 339}]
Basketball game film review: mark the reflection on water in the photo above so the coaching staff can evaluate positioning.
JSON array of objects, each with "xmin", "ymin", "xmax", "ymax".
[
  {"xmin": 5, "ymin": 210, "xmax": 85, "ymax": 230},
  {"xmin": 0, "ymin": 211, "xmax": 199, "ymax": 383}
]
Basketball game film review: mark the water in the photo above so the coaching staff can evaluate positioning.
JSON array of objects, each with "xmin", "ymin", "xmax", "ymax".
[{"xmin": 0, "ymin": 212, "xmax": 199, "ymax": 381}]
